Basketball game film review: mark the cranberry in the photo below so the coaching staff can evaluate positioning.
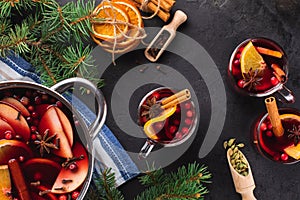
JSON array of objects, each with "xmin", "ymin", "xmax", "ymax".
[
  {"xmin": 237, "ymin": 79, "xmax": 245, "ymax": 88},
  {"xmin": 152, "ymin": 92, "xmax": 160, "ymax": 100},
  {"xmin": 28, "ymin": 105, "xmax": 34, "ymax": 112},
  {"xmin": 20, "ymin": 96, "xmax": 30, "ymax": 106},
  {"xmin": 260, "ymin": 122, "xmax": 267, "ymax": 132},
  {"xmin": 266, "ymin": 115, "xmax": 270, "ymax": 121},
  {"xmin": 4, "ymin": 131, "xmax": 12, "ymax": 140},
  {"xmin": 184, "ymin": 102, "xmax": 191, "ymax": 110},
  {"xmin": 31, "ymin": 134, "xmax": 37, "ymax": 140},
  {"xmin": 169, "ymin": 126, "xmax": 177, "ymax": 134},
  {"xmin": 267, "ymin": 123, "xmax": 273, "ymax": 130},
  {"xmin": 69, "ymin": 163, "xmax": 78, "ymax": 171},
  {"xmin": 56, "ymin": 101, "xmax": 63, "ymax": 108},
  {"xmin": 273, "ymin": 153, "xmax": 281, "ymax": 161},
  {"xmin": 239, "ymin": 47, "xmax": 244, "ymax": 53},
  {"xmin": 176, "ymin": 106, "xmax": 181, "ymax": 113},
  {"xmin": 176, "ymin": 132, "xmax": 183, "ymax": 139},
  {"xmin": 236, "ymin": 53, "xmax": 241, "ymax": 59},
  {"xmin": 75, "ymin": 120, "xmax": 80, "ymax": 126},
  {"xmin": 26, "ymin": 116, "xmax": 32, "ymax": 123},
  {"xmin": 185, "ymin": 118, "xmax": 192, "ymax": 126},
  {"xmin": 72, "ymin": 191, "xmax": 80, "ymax": 199},
  {"xmin": 173, "ymin": 119, "xmax": 180, "ymax": 126},
  {"xmin": 231, "ymin": 66, "xmax": 241, "ymax": 77},
  {"xmin": 181, "ymin": 127, "xmax": 189, "ymax": 134},
  {"xmin": 34, "ymin": 96, "xmax": 42, "ymax": 105},
  {"xmin": 280, "ymin": 153, "xmax": 289, "ymax": 161},
  {"xmin": 59, "ymin": 195, "xmax": 68, "ymax": 200},
  {"xmin": 41, "ymin": 94, "xmax": 49, "ymax": 101},
  {"xmin": 19, "ymin": 156, "xmax": 25, "ymax": 162},
  {"xmin": 30, "ymin": 126, "xmax": 37, "ymax": 133},
  {"xmin": 233, "ymin": 59, "xmax": 240, "ymax": 67},
  {"xmin": 186, "ymin": 110, "xmax": 193, "ymax": 118},
  {"xmin": 270, "ymin": 76, "xmax": 279, "ymax": 86},
  {"xmin": 265, "ymin": 130, "xmax": 273, "ymax": 137},
  {"xmin": 31, "ymin": 112, "xmax": 39, "ymax": 119}
]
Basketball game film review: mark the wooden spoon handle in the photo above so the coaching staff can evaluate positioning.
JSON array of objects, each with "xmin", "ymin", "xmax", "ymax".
[{"xmin": 241, "ymin": 190, "xmax": 256, "ymax": 200}]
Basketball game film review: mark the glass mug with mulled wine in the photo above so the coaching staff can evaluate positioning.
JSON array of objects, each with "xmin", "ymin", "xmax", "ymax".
[
  {"xmin": 228, "ymin": 37, "xmax": 295, "ymax": 103},
  {"xmin": 138, "ymin": 87, "xmax": 198, "ymax": 158},
  {"xmin": 252, "ymin": 96, "xmax": 300, "ymax": 164}
]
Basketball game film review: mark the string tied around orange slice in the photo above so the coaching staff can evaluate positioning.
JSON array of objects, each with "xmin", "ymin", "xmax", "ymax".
[{"xmin": 91, "ymin": 0, "xmax": 147, "ymax": 65}]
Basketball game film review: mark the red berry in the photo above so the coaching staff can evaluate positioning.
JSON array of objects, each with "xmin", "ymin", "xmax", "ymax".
[
  {"xmin": 176, "ymin": 132, "xmax": 183, "ymax": 139},
  {"xmin": 169, "ymin": 126, "xmax": 177, "ymax": 134},
  {"xmin": 75, "ymin": 120, "xmax": 80, "ymax": 126},
  {"xmin": 20, "ymin": 96, "xmax": 30, "ymax": 106},
  {"xmin": 237, "ymin": 79, "xmax": 245, "ymax": 88},
  {"xmin": 181, "ymin": 127, "xmax": 189, "ymax": 134},
  {"xmin": 34, "ymin": 96, "xmax": 42, "ymax": 105},
  {"xmin": 260, "ymin": 122, "xmax": 267, "ymax": 132},
  {"xmin": 266, "ymin": 115, "xmax": 270, "ymax": 121},
  {"xmin": 4, "ymin": 131, "xmax": 12, "ymax": 140},
  {"xmin": 239, "ymin": 47, "xmax": 244, "ymax": 53},
  {"xmin": 270, "ymin": 76, "xmax": 279, "ymax": 86},
  {"xmin": 152, "ymin": 92, "xmax": 160, "ymax": 100},
  {"xmin": 19, "ymin": 156, "xmax": 25, "ymax": 162},
  {"xmin": 30, "ymin": 126, "xmax": 37, "ymax": 133},
  {"xmin": 72, "ymin": 191, "xmax": 80, "ymax": 199},
  {"xmin": 31, "ymin": 134, "xmax": 37, "ymax": 140},
  {"xmin": 173, "ymin": 119, "xmax": 180, "ymax": 126},
  {"xmin": 56, "ymin": 101, "xmax": 63, "ymax": 108},
  {"xmin": 267, "ymin": 123, "xmax": 273, "ymax": 130},
  {"xmin": 41, "ymin": 94, "xmax": 49, "ymax": 101},
  {"xmin": 273, "ymin": 153, "xmax": 281, "ymax": 161},
  {"xmin": 28, "ymin": 105, "xmax": 34, "ymax": 112},
  {"xmin": 236, "ymin": 53, "xmax": 241, "ymax": 59},
  {"xmin": 185, "ymin": 118, "xmax": 192, "ymax": 126},
  {"xmin": 69, "ymin": 163, "xmax": 78, "ymax": 171},
  {"xmin": 231, "ymin": 66, "xmax": 241, "ymax": 77},
  {"xmin": 186, "ymin": 110, "xmax": 193, "ymax": 118},
  {"xmin": 31, "ymin": 112, "xmax": 39, "ymax": 119},
  {"xmin": 233, "ymin": 59, "xmax": 240, "ymax": 67},
  {"xmin": 184, "ymin": 102, "xmax": 191, "ymax": 110},
  {"xmin": 59, "ymin": 195, "xmax": 68, "ymax": 200},
  {"xmin": 176, "ymin": 106, "xmax": 181, "ymax": 113},
  {"xmin": 280, "ymin": 153, "xmax": 288, "ymax": 161},
  {"xmin": 265, "ymin": 130, "xmax": 273, "ymax": 137},
  {"xmin": 26, "ymin": 116, "xmax": 32, "ymax": 123}
]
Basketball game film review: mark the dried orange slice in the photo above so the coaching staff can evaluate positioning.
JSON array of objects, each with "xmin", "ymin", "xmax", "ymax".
[
  {"xmin": 279, "ymin": 113, "xmax": 300, "ymax": 122},
  {"xmin": 240, "ymin": 41, "xmax": 266, "ymax": 76},
  {"xmin": 92, "ymin": 2, "xmax": 129, "ymax": 41}
]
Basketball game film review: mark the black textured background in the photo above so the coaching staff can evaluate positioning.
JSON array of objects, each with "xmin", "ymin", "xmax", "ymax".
[{"xmin": 57, "ymin": 0, "xmax": 300, "ymax": 199}]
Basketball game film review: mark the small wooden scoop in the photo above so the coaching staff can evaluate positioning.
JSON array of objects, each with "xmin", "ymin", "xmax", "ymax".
[
  {"xmin": 144, "ymin": 10, "xmax": 187, "ymax": 62},
  {"xmin": 227, "ymin": 149, "xmax": 257, "ymax": 200}
]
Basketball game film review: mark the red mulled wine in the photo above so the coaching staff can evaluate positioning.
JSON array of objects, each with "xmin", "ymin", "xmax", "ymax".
[
  {"xmin": 0, "ymin": 88, "xmax": 89, "ymax": 199},
  {"xmin": 228, "ymin": 38, "xmax": 288, "ymax": 96},
  {"xmin": 252, "ymin": 108, "xmax": 300, "ymax": 164},
  {"xmin": 138, "ymin": 88, "xmax": 196, "ymax": 145}
]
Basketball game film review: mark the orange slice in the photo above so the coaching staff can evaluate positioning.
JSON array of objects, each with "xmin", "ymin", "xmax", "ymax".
[
  {"xmin": 280, "ymin": 114, "xmax": 300, "ymax": 160},
  {"xmin": 92, "ymin": 2, "xmax": 129, "ymax": 41},
  {"xmin": 240, "ymin": 41, "xmax": 266, "ymax": 76}
]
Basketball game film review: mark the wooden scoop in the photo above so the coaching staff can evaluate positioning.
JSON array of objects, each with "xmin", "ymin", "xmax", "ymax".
[
  {"xmin": 144, "ymin": 10, "xmax": 187, "ymax": 62},
  {"xmin": 227, "ymin": 149, "xmax": 257, "ymax": 200}
]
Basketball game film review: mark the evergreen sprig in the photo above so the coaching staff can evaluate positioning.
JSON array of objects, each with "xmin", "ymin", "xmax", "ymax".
[{"xmin": 0, "ymin": 0, "xmax": 102, "ymax": 88}]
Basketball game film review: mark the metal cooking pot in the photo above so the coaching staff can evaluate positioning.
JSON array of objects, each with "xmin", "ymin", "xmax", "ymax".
[{"xmin": 0, "ymin": 77, "xmax": 107, "ymax": 199}]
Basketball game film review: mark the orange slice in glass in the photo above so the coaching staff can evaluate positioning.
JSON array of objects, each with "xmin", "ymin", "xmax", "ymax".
[
  {"xmin": 92, "ymin": 2, "xmax": 129, "ymax": 41},
  {"xmin": 240, "ymin": 41, "xmax": 266, "ymax": 76},
  {"xmin": 280, "ymin": 113, "xmax": 300, "ymax": 160}
]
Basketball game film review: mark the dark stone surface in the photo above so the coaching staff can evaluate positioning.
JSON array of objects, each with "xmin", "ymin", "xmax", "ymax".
[{"xmin": 58, "ymin": 0, "xmax": 300, "ymax": 199}]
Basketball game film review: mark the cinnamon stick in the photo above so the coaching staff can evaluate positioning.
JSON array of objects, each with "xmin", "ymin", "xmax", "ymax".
[
  {"xmin": 147, "ymin": 2, "xmax": 170, "ymax": 22},
  {"xmin": 271, "ymin": 64, "xmax": 286, "ymax": 83},
  {"xmin": 8, "ymin": 159, "xmax": 31, "ymax": 200},
  {"xmin": 161, "ymin": 89, "xmax": 191, "ymax": 109},
  {"xmin": 265, "ymin": 97, "xmax": 284, "ymax": 138},
  {"xmin": 151, "ymin": 0, "xmax": 173, "ymax": 12}
]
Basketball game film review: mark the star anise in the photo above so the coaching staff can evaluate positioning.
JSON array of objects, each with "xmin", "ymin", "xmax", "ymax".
[
  {"xmin": 242, "ymin": 68, "xmax": 264, "ymax": 91},
  {"xmin": 34, "ymin": 129, "xmax": 58, "ymax": 157},
  {"xmin": 288, "ymin": 124, "xmax": 300, "ymax": 146},
  {"xmin": 141, "ymin": 96, "xmax": 162, "ymax": 119}
]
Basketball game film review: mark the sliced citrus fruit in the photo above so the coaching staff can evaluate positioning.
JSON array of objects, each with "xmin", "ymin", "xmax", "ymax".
[
  {"xmin": 240, "ymin": 41, "xmax": 266, "ymax": 76},
  {"xmin": 280, "ymin": 113, "xmax": 300, "ymax": 160},
  {"xmin": 92, "ymin": 2, "xmax": 129, "ymax": 41}
]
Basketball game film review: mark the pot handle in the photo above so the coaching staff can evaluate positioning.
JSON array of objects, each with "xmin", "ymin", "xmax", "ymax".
[{"xmin": 50, "ymin": 77, "xmax": 107, "ymax": 139}]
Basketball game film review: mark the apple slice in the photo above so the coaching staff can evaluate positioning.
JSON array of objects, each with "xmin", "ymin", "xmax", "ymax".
[
  {"xmin": 0, "ymin": 103, "xmax": 30, "ymax": 141},
  {"xmin": 23, "ymin": 158, "xmax": 61, "ymax": 187},
  {"xmin": 0, "ymin": 140, "xmax": 33, "ymax": 165},
  {"xmin": 0, "ymin": 118, "xmax": 16, "ymax": 139},
  {"xmin": 0, "ymin": 165, "xmax": 12, "ymax": 200},
  {"xmin": 35, "ymin": 104, "xmax": 51, "ymax": 118},
  {"xmin": 55, "ymin": 107, "xmax": 73, "ymax": 147},
  {"xmin": 39, "ymin": 107, "xmax": 73, "ymax": 158},
  {"xmin": 1, "ymin": 97, "xmax": 30, "ymax": 117},
  {"xmin": 51, "ymin": 142, "xmax": 89, "ymax": 194}
]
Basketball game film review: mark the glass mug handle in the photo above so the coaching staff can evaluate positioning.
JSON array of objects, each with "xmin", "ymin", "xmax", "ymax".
[
  {"xmin": 276, "ymin": 85, "xmax": 295, "ymax": 103},
  {"xmin": 139, "ymin": 139, "xmax": 155, "ymax": 159}
]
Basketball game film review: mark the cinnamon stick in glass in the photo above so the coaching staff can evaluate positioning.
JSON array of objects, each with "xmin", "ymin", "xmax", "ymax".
[
  {"xmin": 265, "ymin": 97, "xmax": 284, "ymax": 138},
  {"xmin": 271, "ymin": 64, "xmax": 286, "ymax": 83}
]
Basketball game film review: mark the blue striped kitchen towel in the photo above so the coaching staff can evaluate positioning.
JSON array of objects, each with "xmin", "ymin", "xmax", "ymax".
[{"xmin": 0, "ymin": 53, "xmax": 140, "ymax": 186}]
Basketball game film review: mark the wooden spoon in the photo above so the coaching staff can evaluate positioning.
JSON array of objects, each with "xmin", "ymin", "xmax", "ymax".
[{"xmin": 227, "ymin": 149, "xmax": 257, "ymax": 200}]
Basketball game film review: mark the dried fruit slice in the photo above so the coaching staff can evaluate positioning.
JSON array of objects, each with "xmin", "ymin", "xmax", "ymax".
[
  {"xmin": 240, "ymin": 41, "xmax": 266, "ymax": 77},
  {"xmin": 0, "ymin": 165, "xmax": 12, "ymax": 200},
  {"xmin": 279, "ymin": 113, "xmax": 300, "ymax": 122},
  {"xmin": 92, "ymin": 2, "xmax": 129, "ymax": 41},
  {"xmin": 51, "ymin": 142, "xmax": 89, "ymax": 194}
]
